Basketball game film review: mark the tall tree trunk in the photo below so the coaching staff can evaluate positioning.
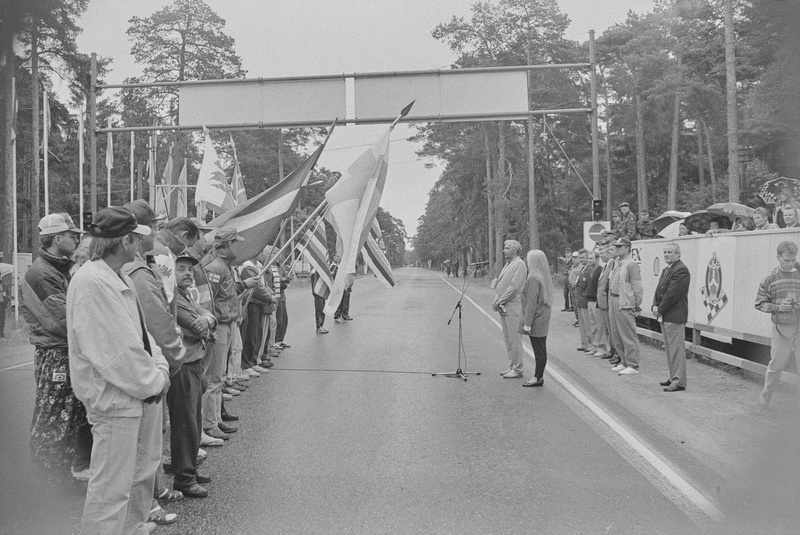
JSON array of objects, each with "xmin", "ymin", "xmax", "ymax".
[
  {"xmin": 483, "ymin": 126, "xmax": 494, "ymax": 270},
  {"xmin": 702, "ymin": 120, "xmax": 717, "ymax": 204},
  {"xmin": 634, "ymin": 91, "xmax": 648, "ymax": 211},
  {"xmin": 724, "ymin": 0, "xmax": 740, "ymax": 201},
  {"xmin": 668, "ymin": 91, "xmax": 681, "ymax": 210},
  {"xmin": 2, "ymin": 33, "xmax": 14, "ymax": 265},
  {"xmin": 496, "ymin": 122, "xmax": 506, "ymax": 273},
  {"xmin": 31, "ymin": 22, "xmax": 40, "ymax": 253},
  {"xmin": 697, "ymin": 122, "xmax": 704, "ymax": 189},
  {"xmin": 602, "ymin": 77, "xmax": 614, "ymax": 218}
]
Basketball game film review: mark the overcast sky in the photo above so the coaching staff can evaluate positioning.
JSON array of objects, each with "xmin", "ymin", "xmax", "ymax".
[{"xmin": 75, "ymin": 0, "xmax": 655, "ymax": 238}]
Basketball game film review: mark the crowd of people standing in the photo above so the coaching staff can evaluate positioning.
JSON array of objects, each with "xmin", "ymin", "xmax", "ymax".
[{"xmin": 18, "ymin": 202, "xmax": 308, "ymax": 533}]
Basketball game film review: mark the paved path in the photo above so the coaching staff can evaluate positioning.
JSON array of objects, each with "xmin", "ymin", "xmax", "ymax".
[{"xmin": 1, "ymin": 267, "xmax": 797, "ymax": 534}]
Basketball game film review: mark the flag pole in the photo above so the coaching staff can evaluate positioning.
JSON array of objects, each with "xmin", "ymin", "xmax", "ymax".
[
  {"xmin": 78, "ymin": 99, "xmax": 85, "ymax": 230},
  {"xmin": 43, "ymin": 90, "xmax": 49, "ymax": 214},
  {"xmin": 11, "ymin": 76, "xmax": 19, "ymax": 322},
  {"xmin": 285, "ymin": 213, "xmax": 326, "ymax": 275},
  {"xmin": 106, "ymin": 117, "xmax": 112, "ymax": 207},
  {"xmin": 130, "ymin": 131, "xmax": 135, "ymax": 202}
]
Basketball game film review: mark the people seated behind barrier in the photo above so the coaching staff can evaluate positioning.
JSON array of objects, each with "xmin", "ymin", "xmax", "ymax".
[
  {"xmin": 635, "ymin": 209, "xmax": 655, "ymax": 240},
  {"xmin": 781, "ymin": 207, "xmax": 800, "ymax": 228},
  {"xmin": 706, "ymin": 216, "xmax": 756, "ymax": 235},
  {"xmin": 774, "ymin": 185, "xmax": 800, "ymax": 227},
  {"xmin": 753, "ymin": 207, "xmax": 779, "ymax": 230}
]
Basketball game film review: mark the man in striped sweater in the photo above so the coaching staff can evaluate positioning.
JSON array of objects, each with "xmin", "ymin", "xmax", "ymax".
[{"xmin": 755, "ymin": 240, "xmax": 800, "ymax": 408}]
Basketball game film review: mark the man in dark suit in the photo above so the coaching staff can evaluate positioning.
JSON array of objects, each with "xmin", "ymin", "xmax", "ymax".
[{"xmin": 652, "ymin": 242, "xmax": 691, "ymax": 392}]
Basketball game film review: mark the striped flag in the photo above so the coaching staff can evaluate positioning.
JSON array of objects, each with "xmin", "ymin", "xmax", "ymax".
[
  {"xmin": 230, "ymin": 134, "xmax": 247, "ymax": 206},
  {"xmin": 207, "ymin": 128, "xmax": 333, "ymax": 264},
  {"xmin": 196, "ymin": 131, "xmax": 235, "ymax": 214},
  {"xmin": 296, "ymin": 219, "xmax": 333, "ymax": 298},
  {"xmin": 155, "ymin": 149, "xmax": 173, "ymax": 218},
  {"xmin": 323, "ymin": 126, "xmax": 391, "ymax": 314},
  {"xmin": 362, "ymin": 218, "xmax": 394, "ymax": 287}
]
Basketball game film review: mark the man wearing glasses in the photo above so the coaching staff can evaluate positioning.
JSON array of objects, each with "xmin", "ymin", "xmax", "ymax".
[{"xmin": 20, "ymin": 213, "xmax": 93, "ymax": 486}]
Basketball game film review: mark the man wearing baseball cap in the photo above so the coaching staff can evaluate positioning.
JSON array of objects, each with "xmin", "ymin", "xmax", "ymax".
[
  {"xmin": 20, "ymin": 213, "xmax": 91, "ymax": 486},
  {"xmin": 608, "ymin": 237, "xmax": 643, "ymax": 376},
  {"xmin": 200, "ymin": 226, "xmax": 258, "ymax": 440},
  {"xmin": 67, "ymin": 207, "xmax": 169, "ymax": 534}
]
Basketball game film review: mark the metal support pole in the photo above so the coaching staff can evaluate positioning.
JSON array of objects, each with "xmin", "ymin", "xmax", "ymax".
[
  {"xmin": 527, "ymin": 117, "xmax": 539, "ymax": 250},
  {"xmin": 89, "ymin": 53, "xmax": 97, "ymax": 212},
  {"xmin": 589, "ymin": 30, "xmax": 601, "ymax": 200}
]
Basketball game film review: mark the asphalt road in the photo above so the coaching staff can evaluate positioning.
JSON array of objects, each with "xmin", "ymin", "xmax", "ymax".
[{"xmin": 1, "ymin": 267, "xmax": 798, "ymax": 534}]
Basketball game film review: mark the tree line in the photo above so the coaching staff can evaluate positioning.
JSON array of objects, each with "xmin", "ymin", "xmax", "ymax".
[
  {"xmin": 411, "ymin": 0, "xmax": 800, "ymax": 273},
  {"xmin": 0, "ymin": 0, "xmax": 406, "ymax": 266}
]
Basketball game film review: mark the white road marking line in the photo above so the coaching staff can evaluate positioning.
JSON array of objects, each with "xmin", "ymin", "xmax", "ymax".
[
  {"xmin": 0, "ymin": 360, "xmax": 34, "ymax": 373},
  {"xmin": 440, "ymin": 274, "xmax": 724, "ymax": 523}
]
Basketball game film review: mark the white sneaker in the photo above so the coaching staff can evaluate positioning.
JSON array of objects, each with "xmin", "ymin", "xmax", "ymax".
[
  {"xmin": 618, "ymin": 367, "xmax": 640, "ymax": 375},
  {"xmin": 611, "ymin": 364, "xmax": 626, "ymax": 372},
  {"xmin": 252, "ymin": 365, "xmax": 270, "ymax": 373},
  {"xmin": 200, "ymin": 432, "xmax": 224, "ymax": 447},
  {"xmin": 197, "ymin": 448, "xmax": 208, "ymax": 460},
  {"xmin": 246, "ymin": 368, "xmax": 261, "ymax": 378},
  {"xmin": 502, "ymin": 370, "xmax": 523, "ymax": 379},
  {"xmin": 222, "ymin": 393, "xmax": 233, "ymax": 401},
  {"xmin": 592, "ymin": 351, "xmax": 608, "ymax": 357},
  {"xmin": 71, "ymin": 466, "xmax": 91, "ymax": 481},
  {"xmin": 233, "ymin": 373, "xmax": 250, "ymax": 382}
]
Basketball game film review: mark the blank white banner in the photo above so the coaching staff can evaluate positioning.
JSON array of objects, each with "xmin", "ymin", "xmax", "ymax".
[
  {"xmin": 179, "ymin": 78, "xmax": 346, "ymax": 126},
  {"xmin": 353, "ymin": 70, "xmax": 529, "ymax": 122}
]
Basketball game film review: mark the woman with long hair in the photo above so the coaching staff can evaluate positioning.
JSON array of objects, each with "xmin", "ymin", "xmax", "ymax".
[{"xmin": 519, "ymin": 250, "xmax": 554, "ymax": 387}]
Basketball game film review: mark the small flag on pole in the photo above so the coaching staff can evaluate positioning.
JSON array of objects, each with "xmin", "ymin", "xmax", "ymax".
[
  {"xmin": 230, "ymin": 134, "xmax": 247, "ymax": 206},
  {"xmin": 196, "ymin": 131, "xmax": 235, "ymax": 214},
  {"xmin": 176, "ymin": 159, "xmax": 188, "ymax": 218}
]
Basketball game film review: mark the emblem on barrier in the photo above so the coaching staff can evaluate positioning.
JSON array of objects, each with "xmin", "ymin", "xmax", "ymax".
[
  {"xmin": 700, "ymin": 252, "xmax": 728, "ymax": 322},
  {"xmin": 653, "ymin": 257, "xmax": 661, "ymax": 277}
]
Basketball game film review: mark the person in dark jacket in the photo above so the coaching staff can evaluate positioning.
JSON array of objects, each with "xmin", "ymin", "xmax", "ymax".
[
  {"xmin": 652, "ymin": 242, "xmax": 690, "ymax": 392},
  {"xmin": 20, "ymin": 213, "xmax": 92, "ymax": 485},
  {"xmin": 575, "ymin": 249, "xmax": 599, "ymax": 354}
]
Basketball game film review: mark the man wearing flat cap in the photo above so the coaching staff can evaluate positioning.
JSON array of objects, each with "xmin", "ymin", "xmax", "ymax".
[
  {"xmin": 67, "ymin": 207, "xmax": 170, "ymax": 534},
  {"xmin": 21, "ymin": 213, "xmax": 92, "ymax": 486},
  {"xmin": 171, "ymin": 252, "xmax": 216, "ymax": 498},
  {"xmin": 608, "ymin": 237, "xmax": 643, "ymax": 376}
]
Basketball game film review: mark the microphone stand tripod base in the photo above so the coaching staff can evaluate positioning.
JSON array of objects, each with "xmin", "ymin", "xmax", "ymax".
[{"xmin": 431, "ymin": 368, "xmax": 481, "ymax": 382}]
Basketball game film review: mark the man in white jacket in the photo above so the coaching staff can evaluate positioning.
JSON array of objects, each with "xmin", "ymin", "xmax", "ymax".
[
  {"xmin": 494, "ymin": 240, "xmax": 528, "ymax": 379},
  {"xmin": 68, "ymin": 207, "xmax": 170, "ymax": 535}
]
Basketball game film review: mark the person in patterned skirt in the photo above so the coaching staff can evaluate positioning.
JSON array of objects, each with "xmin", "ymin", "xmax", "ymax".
[{"xmin": 20, "ymin": 213, "xmax": 92, "ymax": 486}]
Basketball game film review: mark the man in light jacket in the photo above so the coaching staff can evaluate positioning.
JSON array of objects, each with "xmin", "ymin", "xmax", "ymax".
[
  {"xmin": 494, "ymin": 240, "xmax": 528, "ymax": 379},
  {"xmin": 68, "ymin": 207, "xmax": 170, "ymax": 535},
  {"xmin": 608, "ymin": 237, "xmax": 644, "ymax": 376}
]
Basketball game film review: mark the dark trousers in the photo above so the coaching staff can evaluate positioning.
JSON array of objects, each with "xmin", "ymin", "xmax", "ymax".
[
  {"xmin": 167, "ymin": 359, "xmax": 202, "ymax": 489},
  {"xmin": 527, "ymin": 336, "xmax": 548, "ymax": 379},
  {"xmin": 563, "ymin": 281, "xmax": 571, "ymax": 310},
  {"xmin": 314, "ymin": 294, "xmax": 325, "ymax": 329},
  {"xmin": 240, "ymin": 304, "xmax": 264, "ymax": 370},
  {"xmin": 335, "ymin": 288, "xmax": 351, "ymax": 318},
  {"xmin": 0, "ymin": 300, "xmax": 6, "ymax": 336},
  {"xmin": 275, "ymin": 300, "xmax": 288, "ymax": 343}
]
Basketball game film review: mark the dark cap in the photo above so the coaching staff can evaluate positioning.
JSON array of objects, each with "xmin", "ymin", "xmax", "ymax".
[
  {"xmin": 89, "ymin": 207, "xmax": 152, "ymax": 238},
  {"xmin": 190, "ymin": 217, "xmax": 214, "ymax": 232},
  {"xmin": 174, "ymin": 251, "xmax": 199, "ymax": 266},
  {"xmin": 123, "ymin": 199, "xmax": 165, "ymax": 227},
  {"xmin": 612, "ymin": 237, "xmax": 631, "ymax": 248},
  {"xmin": 213, "ymin": 226, "xmax": 244, "ymax": 242},
  {"xmin": 611, "ymin": 210, "xmax": 621, "ymax": 217},
  {"xmin": 619, "ymin": 202, "xmax": 630, "ymax": 208}
]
